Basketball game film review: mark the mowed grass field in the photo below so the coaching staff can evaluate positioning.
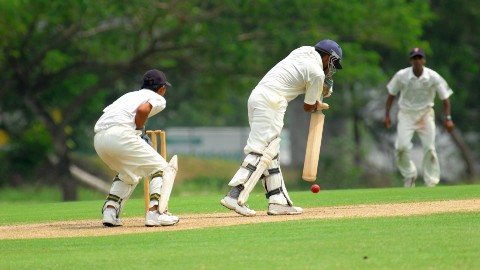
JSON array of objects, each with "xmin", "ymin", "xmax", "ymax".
[{"xmin": 1, "ymin": 184, "xmax": 479, "ymax": 269}]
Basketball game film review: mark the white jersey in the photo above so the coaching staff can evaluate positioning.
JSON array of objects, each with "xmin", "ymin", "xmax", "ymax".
[
  {"xmin": 254, "ymin": 46, "xmax": 325, "ymax": 105},
  {"xmin": 94, "ymin": 89, "xmax": 166, "ymax": 132},
  {"xmin": 387, "ymin": 66, "xmax": 453, "ymax": 111}
]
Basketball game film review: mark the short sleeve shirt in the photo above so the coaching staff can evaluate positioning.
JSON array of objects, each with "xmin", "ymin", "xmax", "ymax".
[
  {"xmin": 255, "ymin": 46, "xmax": 325, "ymax": 104},
  {"xmin": 94, "ymin": 89, "xmax": 166, "ymax": 132},
  {"xmin": 387, "ymin": 67, "xmax": 453, "ymax": 111}
]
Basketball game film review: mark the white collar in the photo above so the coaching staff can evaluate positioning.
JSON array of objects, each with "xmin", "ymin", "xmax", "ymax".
[{"xmin": 408, "ymin": 66, "xmax": 430, "ymax": 80}]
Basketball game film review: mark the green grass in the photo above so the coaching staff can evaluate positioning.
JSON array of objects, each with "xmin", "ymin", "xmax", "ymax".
[
  {"xmin": 1, "ymin": 185, "xmax": 479, "ymax": 269},
  {"xmin": 1, "ymin": 184, "xmax": 479, "ymax": 225}
]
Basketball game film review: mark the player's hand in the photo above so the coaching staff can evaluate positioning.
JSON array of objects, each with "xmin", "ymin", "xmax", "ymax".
[
  {"xmin": 444, "ymin": 119, "xmax": 455, "ymax": 133},
  {"xmin": 315, "ymin": 101, "xmax": 329, "ymax": 111},
  {"xmin": 384, "ymin": 116, "xmax": 391, "ymax": 128},
  {"xmin": 322, "ymin": 78, "xmax": 333, "ymax": 98},
  {"xmin": 137, "ymin": 127, "xmax": 153, "ymax": 147},
  {"xmin": 322, "ymin": 86, "xmax": 333, "ymax": 98}
]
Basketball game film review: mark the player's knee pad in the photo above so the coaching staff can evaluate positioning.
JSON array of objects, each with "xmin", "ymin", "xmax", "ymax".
[
  {"xmin": 238, "ymin": 137, "xmax": 281, "ymax": 205},
  {"xmin": 102, "ymin": 175, "xmax": 137, "ymax": 216},
  {"xmin": 262, "ymin": 159, "xmax": 293, "ymax": 206},
  {"xmin": 228, "ymin": 153, "xmax": 263, "ymax": 187}
]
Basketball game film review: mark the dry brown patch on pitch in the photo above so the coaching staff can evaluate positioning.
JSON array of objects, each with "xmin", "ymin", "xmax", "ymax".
[{"xmin": 1, "ymin": 199, "xmax": 478, "ymax": 240}]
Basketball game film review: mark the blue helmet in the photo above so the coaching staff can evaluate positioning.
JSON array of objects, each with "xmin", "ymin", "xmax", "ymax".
[{"xmin": 314, "ymin": 39, "xmax": 343, "ymax": 70}]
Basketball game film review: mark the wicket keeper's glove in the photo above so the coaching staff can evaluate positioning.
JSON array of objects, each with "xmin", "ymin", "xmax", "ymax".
[{"xmin": 136, "ymin": 127, "xmax": 153, "ymax": 147}]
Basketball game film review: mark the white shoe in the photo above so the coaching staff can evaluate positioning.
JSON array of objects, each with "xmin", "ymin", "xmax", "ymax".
[
  {"xmin": 145, "ymin": 211, "xmax": 179, "ymax": 227},
  {"xmin": 220, "ymin": 196, "xmax": 256, "ymax": 217},
  {"xmin": 102, "ymin": 208, "xmax": 123, "ymax": 227},
  {"xmin": 162, "ymin": 210, "xmax": 179, "ymax": 223},
  {"xmin": 425, "ymin": 182, "xmax": 437, "ymax": 187},
  {"xmin": 267, "ymin": 204, "xmax": 303, "ymax": 215},
  {"xmin": 403, "ymin": 177, "xmax": 416, "ymax": 188}
]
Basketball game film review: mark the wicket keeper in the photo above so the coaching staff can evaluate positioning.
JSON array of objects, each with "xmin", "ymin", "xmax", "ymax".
[{"xmin": 94, "ymin": 69, "xmax": 179, "ymax": 227}]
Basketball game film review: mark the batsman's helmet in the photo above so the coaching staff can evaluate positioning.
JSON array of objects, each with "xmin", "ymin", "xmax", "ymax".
[{"xmin": 314, "ymin": 39, "xmax": 343, "ymax": 69}]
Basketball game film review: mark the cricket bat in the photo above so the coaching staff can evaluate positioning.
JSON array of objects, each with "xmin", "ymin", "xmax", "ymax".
[{"xmin": 302, "ymin": 110, "xmax": 325, "ymax": 182}]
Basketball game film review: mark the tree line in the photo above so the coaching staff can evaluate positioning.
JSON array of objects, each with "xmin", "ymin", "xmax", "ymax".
[{"xmin": 0, "ymin": 0, "xmax": 478, "ymax": 200}]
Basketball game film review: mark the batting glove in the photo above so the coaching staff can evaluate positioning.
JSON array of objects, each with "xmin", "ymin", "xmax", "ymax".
[
  {"xmin": 136, "ymin": 127, "xmax": 153, "ymax": 147},
  {"xmin": 323, "ymin": 77, "xmax": 333, "ymax": 98}
]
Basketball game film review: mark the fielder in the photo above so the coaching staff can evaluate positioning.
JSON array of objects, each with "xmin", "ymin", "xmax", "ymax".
[
  {"xmin": 221, "ymin": 40, "xmax": 343, "ymax": 216},
  {"xmin": 94, "ymin": 69, "xmax": 179, "ymax": 227},
  {"xmin": 384, "ymin": 48, "xmax": 455, "ymax": 187}
]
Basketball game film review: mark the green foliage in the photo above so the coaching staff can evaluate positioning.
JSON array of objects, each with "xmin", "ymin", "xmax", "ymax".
[
  {"xmin": 0, "ymin": 123, "xmax": 52, "ymax": 185},
  {"xmin": 426, "ymin": 0, "xmax": 480, "ymax": 139},
  {"xmin": 0, "ymin": 0, "xmax": 478, "ymax": 192}
]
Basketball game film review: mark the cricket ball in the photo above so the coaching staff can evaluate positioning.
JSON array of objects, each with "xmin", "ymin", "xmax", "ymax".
[{"xmin": 311, "ymin": 184, "xmax": 320, "ymax": 193}]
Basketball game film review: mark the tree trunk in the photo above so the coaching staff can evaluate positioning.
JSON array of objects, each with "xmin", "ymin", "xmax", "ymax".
[
  {"xmin": 449, "ymin": 129, "xmax": 477, "ymax": 182},
  {"xmin": 436, "ymin": 115, "xmax": 477, "ymax": 182},
  {"xmin": 52, "ymin": 130, "xmax": 78, "ymax": 201},
  {"xmin": 353, "ymin": 111, "xmax": 362, "ymax": 166},
  {"xmin": 59, "ymin": 153, "xmax": 77, "ymax": 201}
]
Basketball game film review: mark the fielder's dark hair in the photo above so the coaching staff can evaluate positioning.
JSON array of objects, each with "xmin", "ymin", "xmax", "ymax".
[{"xmin": 141, "ymin": 82, "xmax": 163, "ymax": 91}]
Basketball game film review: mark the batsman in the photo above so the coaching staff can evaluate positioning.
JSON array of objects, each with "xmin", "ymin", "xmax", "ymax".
[{"xmin": 221, "ymin": 40, "xmax": 343, "ymax": 216}]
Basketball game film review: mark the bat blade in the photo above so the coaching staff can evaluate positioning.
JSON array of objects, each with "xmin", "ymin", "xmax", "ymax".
[{"xmin": 302, "ymin": 111, "xmax": 325, "ymax": 182}]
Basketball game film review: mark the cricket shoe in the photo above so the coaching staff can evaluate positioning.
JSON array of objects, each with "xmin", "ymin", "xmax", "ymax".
[
  {"xmin": 403, "ymin": 177, "xmax": 416, "ymax": 188},
  {"xmin": 162, "ymin": 210, "xmax": 180, "ymax": 224},
  {"xmin": 102, "ymin": 208, "xmax": 123, "ymax": 227},
  {"xmin": 220, "ymin": 196, "xmax": 256, "ymax": 217},
  {"xmin": 424, "ymin": 181, "xmax": 437, "ymax": 187},
  {"xmin": 267, "ymin": 204, "xmax": 303, "ymax": 215},
  {"xmin": 145, "ymin": 210, "xmax": 179, "ymax": 227}
]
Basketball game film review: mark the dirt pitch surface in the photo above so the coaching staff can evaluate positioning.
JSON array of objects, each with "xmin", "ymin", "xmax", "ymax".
[{"xmin": 1, "ymin": 199, "xmax": 478, "ymax": 240}]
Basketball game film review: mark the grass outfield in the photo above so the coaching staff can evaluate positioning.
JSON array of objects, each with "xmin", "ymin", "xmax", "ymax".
[{"xmin": 1, "ymin": 185, "xmax": 479, "ymax": 269}]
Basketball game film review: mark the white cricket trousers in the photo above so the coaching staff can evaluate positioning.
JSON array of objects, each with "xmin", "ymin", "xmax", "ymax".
[
  {"xmin": 94, "ymin": 125, "xmax": 169, "ymax": 185},
  {"xmin": 244, "ymin": 88, "xmax": 288, "ymax": 154},
  {"xmin": 395, "ymin": 107, "xmax": 440, "ymax": 185},
  {"xmin": 228, "ymin": 88, "xmax": 294, "ymax": 205}
]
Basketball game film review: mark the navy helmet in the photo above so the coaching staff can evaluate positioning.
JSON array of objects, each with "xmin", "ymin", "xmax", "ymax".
[{"xmin": 314, "ymin": 39, "xmax": 343, "ymax": 70}]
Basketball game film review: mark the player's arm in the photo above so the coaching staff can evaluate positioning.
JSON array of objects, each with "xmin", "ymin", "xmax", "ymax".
[
  {"xmin": 442, "ymin": 99, "xmax": 455, "ymax": 132},
  {"xmin": 135, "ymin": 102, "xmax": 154, "ymax": 145},
  {"xmin": 135, "ymin": 102, "xmax": 153, "ymax": 129},
  {"xmin": 384, "ymin": 94, "xmax": 395, "ymax": 128},
  {"xmin": 304, "ymin": 76, "xmax": 330, "ymax": 112}
]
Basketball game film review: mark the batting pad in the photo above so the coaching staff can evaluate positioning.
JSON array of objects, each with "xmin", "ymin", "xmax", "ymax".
[
  {"xmin": 238, "ymin": 137, "xmax": 280, "ymax": 206},
  {"xmin": 158, "ymin": 155, "xmax": 178, "ymax": 213}
]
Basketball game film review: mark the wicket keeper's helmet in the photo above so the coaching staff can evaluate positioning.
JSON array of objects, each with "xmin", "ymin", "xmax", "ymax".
[{"xmin": 314, "ymin": 39, "xmax": 343, "ymax": 69}]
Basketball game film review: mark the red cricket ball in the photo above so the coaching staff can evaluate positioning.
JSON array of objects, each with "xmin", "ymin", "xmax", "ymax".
[{"xmin": 311, "ymin": 184, "xmax": 320, "ymax": 193}]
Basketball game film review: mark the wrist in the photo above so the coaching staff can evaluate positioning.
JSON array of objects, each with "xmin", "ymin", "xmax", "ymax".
[{"xmin": 445, "ymin": 115, "xmax": 452, "ymax": 121}]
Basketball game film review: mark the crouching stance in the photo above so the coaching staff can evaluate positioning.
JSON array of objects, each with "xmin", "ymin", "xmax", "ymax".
[
  {"xmin": 221, "ymin": 39, "xmax": 343, "ymax": 216},
  {"xmin": 94, "ymin": 69, "xmax": 179, "ymax": 227}
]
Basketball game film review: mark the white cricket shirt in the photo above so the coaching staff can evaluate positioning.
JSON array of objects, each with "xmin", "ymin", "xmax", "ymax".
[
  {"xmin": 94, "ymin": 89, "xmax": 166, "ymax": 132},
  {"xmin": 387, "ymin": 67, "xmax": 453, "ymax": 111},
  {"xmin": 254, "ymin": 46, "xmax": 325, "ymax": 104}
]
